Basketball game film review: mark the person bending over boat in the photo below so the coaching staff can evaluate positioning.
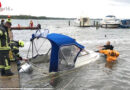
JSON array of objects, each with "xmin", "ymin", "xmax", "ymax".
[
  {"xmin": 9, "ymin": 40, "xmax": 24, "ymax": 65},
  {"xmin": 98, "ymin": 41, "xmax": 114, "ymax": 50}
]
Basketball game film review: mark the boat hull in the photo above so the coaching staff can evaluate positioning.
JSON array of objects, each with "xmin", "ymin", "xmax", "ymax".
[
  {"xmin": 75, "ymin": 50, "xmax": 100, "ymax": 68},
  {"xmin": 120, "ymin": 25, "xmax": 130, "ymax": 28},
  {"xmin": 101, "ymin": 24, "xmax": 120, "ymax": 28}
]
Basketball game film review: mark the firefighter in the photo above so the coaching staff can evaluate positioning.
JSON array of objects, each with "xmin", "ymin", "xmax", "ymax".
[
  {"xmin": 7, "ymin": 15, "xmax": 11, "ymax": 23},
  {"xmin": 0, "ymin": 21, "xmax": 13, "ymax": 76},
  {"xmin": 9, "ymin": 40, "xmax": 24, "ymax": 65}
]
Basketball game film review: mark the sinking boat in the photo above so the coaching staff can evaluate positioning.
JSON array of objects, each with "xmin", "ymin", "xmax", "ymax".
[{"xmin": 20, "ymin": 31, "xmax": 100, "ymax": 73}]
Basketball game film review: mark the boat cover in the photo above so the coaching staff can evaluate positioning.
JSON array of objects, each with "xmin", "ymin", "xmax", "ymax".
[{"xmin": 47, "ymin": 33, "xmax": 84, "ymax": 72}]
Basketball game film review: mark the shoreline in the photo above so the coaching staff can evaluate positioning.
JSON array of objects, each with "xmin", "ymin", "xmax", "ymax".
[{"xmin": 0, "ymin": 15, "xmax": 75, "ymax": 20}]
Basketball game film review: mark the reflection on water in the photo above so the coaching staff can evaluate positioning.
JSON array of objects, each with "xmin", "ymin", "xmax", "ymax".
[
  {"xmin": 49, "ymin": 73, "xmax": 61, "ymax": 88},
  {"xmin": 11, "ymin": 19, "xmax": 130, "ymax": 89},
  {"xmin": 105, "ymin": 61, "xmax": 117, "ymax": 69}
]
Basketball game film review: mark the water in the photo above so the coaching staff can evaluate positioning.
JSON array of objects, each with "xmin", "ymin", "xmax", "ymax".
[{"xmin": 11, "ymin": 19, "xmax": 130, "ymax": 89}]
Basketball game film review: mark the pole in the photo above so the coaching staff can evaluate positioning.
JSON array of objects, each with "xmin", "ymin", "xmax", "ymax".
[
  {"xmin": 96, "ymin": 22, "xmax": 99, "ymax": 29},
  {"xmin": 68, "ymin": 20, "xmax": 70, "ymax": 26},
  {"xmin": 32, "ymin": 40, "xmax": 34, "ymax": 58},
  {"xmin": 93, "ymin": 21, "xmax": 96, "ymax": 27}
]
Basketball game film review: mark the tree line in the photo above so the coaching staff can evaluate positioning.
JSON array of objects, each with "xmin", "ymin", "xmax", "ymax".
[{"xmin": 0, "ymin": 15, "xmax": 74, "ymax": 20}]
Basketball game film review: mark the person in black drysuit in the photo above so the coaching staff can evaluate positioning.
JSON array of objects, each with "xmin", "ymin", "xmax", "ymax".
[
  {"xmin": 95, "ymin": 41, "xmax": 114, "ymax": 52},
  {"xmin": 102, "ymin": 41, "xmax": 114, "ymax": 50},
  {"xmin": 98, "ymin": 41, "xmax": 114, "ymax": 50}
]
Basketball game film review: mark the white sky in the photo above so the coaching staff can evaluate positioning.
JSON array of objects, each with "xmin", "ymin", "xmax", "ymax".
[{"xmin": 1, "ymin": 0, "xmax": 130, "ymax": 19}]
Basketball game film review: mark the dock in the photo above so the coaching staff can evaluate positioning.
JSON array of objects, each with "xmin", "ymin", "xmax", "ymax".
[
  {"xmin": 11, "ymin": 24, "xmax": 41, "ymax": 30},
  {"xmin": 11, "ymin": 26, "xmax": 40, "ymax": 30},
  {"xmin": 0, "ymin": 62, "xmax": 20, "ymax": 88}
]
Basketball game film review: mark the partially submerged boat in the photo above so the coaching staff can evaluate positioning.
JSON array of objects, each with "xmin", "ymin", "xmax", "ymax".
[{"xmin": 20, "ymin": 32, "xmax": 100, "ymax": 74}]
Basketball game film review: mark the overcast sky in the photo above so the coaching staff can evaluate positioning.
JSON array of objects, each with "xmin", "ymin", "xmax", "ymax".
[{"xmin": 1, "ymin": 0, "xmax": 130, "ymax": 19}]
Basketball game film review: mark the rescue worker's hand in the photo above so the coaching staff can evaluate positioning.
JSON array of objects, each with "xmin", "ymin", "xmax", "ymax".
[
  {"xmin": 10, "ymin": 40, "xmax": 14, "ymax": 42},
  {"xmin": 8, "ymin": 40, "xmax": 14, "ymax": 47},
  {"xmin": 95, "ymin": 50, "xmax": 99, "ymax": 52}
]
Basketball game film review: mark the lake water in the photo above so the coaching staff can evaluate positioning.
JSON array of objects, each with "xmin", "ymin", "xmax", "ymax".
[{"xmin": 11, "ymin": 19, "xmax": 130, "ymax": 89}]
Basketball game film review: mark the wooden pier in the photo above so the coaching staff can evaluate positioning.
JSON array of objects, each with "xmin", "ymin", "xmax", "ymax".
[
  {"xmin": 11, "ymin": 26, "xmax": 40, "ymax": 30},
  {"xmin": 11, "ymin": 24, "xmax": 41, "ymax": 30},
  {"xmin": 0, "ymin": 62, "xmax": 20, "ymax": 88}
]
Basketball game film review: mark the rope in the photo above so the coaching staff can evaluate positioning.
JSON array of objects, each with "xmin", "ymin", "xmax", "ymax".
[
  {"xmin": 37, "ymin": 39, "xmax": 46, "ymax": 52},
  {"xmin": 26, "ymin": 64, "xmax": 84, "ymax": 85},
  {"xmin": 33, "ymin": 41, "xmax": 39, "ymax": 55},
  {"xmin": 29, "ymin": 62, "xmax": 49, "ymax": 75},
  {"xmin": 61, "ymin": 76, "xmax": 75, "ymax": 90},
  {"xmin": 26, "ymin": 42, "xmax": 32, "ymax": 58}
]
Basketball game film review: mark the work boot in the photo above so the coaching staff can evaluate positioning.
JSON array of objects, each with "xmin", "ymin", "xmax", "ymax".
[
  {"xmin": 1, "ymin": 69, "xmax": 5, "ymax": 76},
  {"xmin": 4, "ymin": 69, "xmax": 14, "ymax": 76}
]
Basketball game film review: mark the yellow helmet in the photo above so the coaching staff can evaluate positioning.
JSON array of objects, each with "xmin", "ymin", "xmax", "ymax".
[
  {"xmin": 19, "ymin": 40, "xmax": 24, "ymax": 47},
  {"xmin": 6, "ymin": 18, "xmax": 11, "ymax": 23}
]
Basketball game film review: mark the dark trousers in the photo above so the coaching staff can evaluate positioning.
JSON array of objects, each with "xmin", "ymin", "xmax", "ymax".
[{"xmin": 0, "ymin": 50, "xmax": 11, "ymax": 70}]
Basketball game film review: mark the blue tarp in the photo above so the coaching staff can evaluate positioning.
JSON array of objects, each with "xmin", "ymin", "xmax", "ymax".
[
  {"xmin": 47, "ymin": 33, "xmax": 84, "ymax": 72},
  {"xmin": 47, "ymin": 33, "xmax": 84, "ymax": 48}
]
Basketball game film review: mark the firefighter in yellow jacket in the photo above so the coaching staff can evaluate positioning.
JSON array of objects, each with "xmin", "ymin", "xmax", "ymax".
[
  {"xmin": 0, "ymin": 22, "xmax": 13, "ymax": 76},
  {"xmin": 9, "ymin": 40, "xmax": 24, "ymax": 65},
  {"xmin": 99, "ymin": 49, "xmax": 119, "ymax": 62}
]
